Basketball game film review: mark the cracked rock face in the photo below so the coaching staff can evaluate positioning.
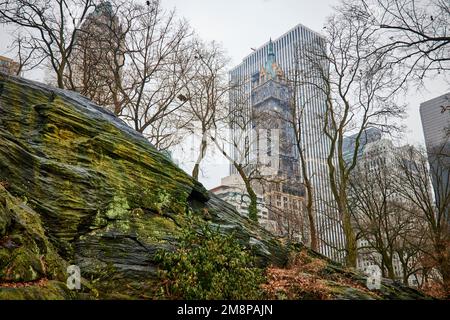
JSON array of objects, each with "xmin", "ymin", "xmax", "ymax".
[
  {"xmin": 0, "ymin": 73, "xmax": 429, "ymax": 299},
  {"xmin": 0, "ymin": 73, "xmax": 289, "ymax": 298}
]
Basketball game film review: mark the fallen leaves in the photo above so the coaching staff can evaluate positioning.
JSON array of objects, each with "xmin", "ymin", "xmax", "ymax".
[
  {"xmin": 262, "ymin": 249, "xmax": 379, "ymax": 300},
  {"xmin": 420, "ymin": 280, "xmax": 448, "ymax": 299},
  {"xmin": 262, "ymin": 267, "xmax": 332, "ymax": 300},
  {"xmin": 0, "ymin": 278, "xmax": 49, "ymax": 288},
  {"xmin": 262, "ymin": 250, "xmax": 332, "ymax": 299}
]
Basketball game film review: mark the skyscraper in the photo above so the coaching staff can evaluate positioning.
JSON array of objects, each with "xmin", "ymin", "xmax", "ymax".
[
  {"xmin": 349, "ymin": 137, "xmax": 423, "ymax": 286},
  {"xmin": 249, "ymin": 39, "xmax": 308, "ymax": 243},
  {"xmin": 342, "ymin": 127, "xmax": 382, "ymax": 165},
  {"xmin": 69, "ymin": 1, "xmax": 124, "ymax": 114},
  {"xmin": 228, "ymin": 24, "xmax": 345, "ymax": 261},
  {"xmin": 419, "ymin": 93, "xmax": 450, "ymax": 210},
  {"xmin": 250, "ymin": 40, "xmax": 298, "ymax": 177}
]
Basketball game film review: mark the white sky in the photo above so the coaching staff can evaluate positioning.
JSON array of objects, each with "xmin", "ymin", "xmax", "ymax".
[
  {"xmin": 0, "ymin": 0, "xmax": 449, "ymax": 189},
  {"xmin": 161, "ymin": 0, "xmax": 449, "ymax": 188}
]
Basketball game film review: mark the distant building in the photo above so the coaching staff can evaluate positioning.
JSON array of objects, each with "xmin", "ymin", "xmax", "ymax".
[
  {"xmin": 0, "ymin": 56, "xmax": 20, "ymax": 75},
  {"xmin": 260, "ymin": 176, "xmax": 309, "ymax": 243},
  {"xmin": 70, "ymin": 1, "xmax": 124, "ymax": 114},
  {"xmin": 247, "ymin": 41, "xmax": 309, "ymax": 242},
  {"xmin": 210, "ymin": 174, "xmax": 269, "ymax": 228},
  {"xmin": 351, "ymin": 137, "xmax": 424, "ymax": 287},
  {"xmin": 210, "ymin": 174, "xmax": 310, "ymax": 243},
  {"xmin": 229, "ymin": 25, "xmax": 345, "ymax": 261},
  {"xmin": 419, "ymin": 93, "xmax": 450, "ymax": 210},
  {"xmin": 342, "ymin": 127, "xmax": 382, "ymax": 164},
  {"xmin": 250, "ymin": 40, "xmax": 298, "ymax": 177}
]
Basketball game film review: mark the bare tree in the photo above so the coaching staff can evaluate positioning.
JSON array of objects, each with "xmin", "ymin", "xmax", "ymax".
[
  {"xmin": 280, "ymin": 45, "xmax": 320, "ymax": 251},
  {"xmin": 393, "ymin": 210, "xmax": 429, "ymax": 286},
  {"xmin": 349, "ymin": 162, "xmax": 400, "ymax": 279},
  {"xmin": 117, "ymin": 0, "xmax": 193, "ymax": 136},
  {"xmin": 64, "ymin": 0, "xmax": 126, "ymax": 114},
  {"xmin": 5, "ymin": 32, "xmax": 41, "ymax": 76},
  {"xmin": 0, "ymin": 0, "xmax": 95, "ymax": 88},
  {"xmin": 143, "ymin": 110, "xmax": 189, "ymax": 151},
  {"xmin": 63, "ymin": 0, "xmax": 195, "ymax": 149},
  {"xmin": 301, "ymin": 2, "xmax": 406, "ymax": 266},
  {"xmin": 183, "ymin": 39, "xmax": 230, "ymax": 180},
  {"xmin": 210, "ymin": 102, "xmax": 262, "ymax": 222},
  {"xmin": 348, "ymin": 153, "xmax": 427, "ymax": 282},
  {"xmin": 359, "ymin": 0, "xmax": 450, "ymax": 83},
  {"xmin": 394, "ymin": 145, "xmax": 450, "ymax": 296}
]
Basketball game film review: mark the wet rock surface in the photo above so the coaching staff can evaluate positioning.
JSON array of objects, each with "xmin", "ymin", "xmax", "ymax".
[{"xmin": 0, "ymin": 73, "xmax": 429, "ymax": 299}]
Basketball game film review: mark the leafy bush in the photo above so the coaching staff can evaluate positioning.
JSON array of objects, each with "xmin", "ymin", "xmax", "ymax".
[{"xmin": 155, "ymin": 215, "xmax": 265, "ymax": 299}]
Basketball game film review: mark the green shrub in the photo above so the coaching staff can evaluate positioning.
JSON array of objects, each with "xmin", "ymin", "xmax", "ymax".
[{"xmin": 155, "ymin": 215, "xmax": 265, "ymax": 299}]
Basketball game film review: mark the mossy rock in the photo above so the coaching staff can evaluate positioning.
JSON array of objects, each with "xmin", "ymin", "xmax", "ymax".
[
  {"xmin": 0, "ymin": 280, "xmax": 76, "ymax": 300},
  {"xmin": 0, "ymin": 73, "xmax": 431, "ymax": 299},
  {"xmin": 0, "ymin": 185, "xmax": 66, "ymax": 283},
  {"xmin": 0, "ymin": 73, "xmax": 289, "ymax": 298}
]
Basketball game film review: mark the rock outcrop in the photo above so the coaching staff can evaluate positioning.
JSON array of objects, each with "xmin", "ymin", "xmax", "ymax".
[{"xmin": 0, "ymin": 73, "xmax": 429, "ymax": 299}]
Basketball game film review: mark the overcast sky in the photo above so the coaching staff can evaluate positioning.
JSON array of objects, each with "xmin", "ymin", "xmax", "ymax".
[
  {"xmin": 0, "ymin": 0, "xmax": 448, "ymax": 189},
  {"xmin": 162, "ymin": 0, "xmax": 449, "ymax": 188}
]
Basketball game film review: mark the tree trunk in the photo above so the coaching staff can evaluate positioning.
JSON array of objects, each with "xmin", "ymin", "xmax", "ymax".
[
  {"xmin": 380, "ymin": 252, "xmax": 396, "ymax": 280},
  {"xmin": 442, "ymin": 270, "xmax": 450, "ymax": 298},
  {"xmin": 57, "ymin": 67, "xmax": 65, "ymax": 89},
  {"xmin": 112, "ymin": 86, "xmax": 121, "ymax": 116},
  {"xmin": 192, "ymin": 131, "xmax": 207, "ymax": 180},
  {"xmin": 305, "ymin": 185, "xmax": 318, "ymax": 251},
  {"xmin": 436, "ymin": 242, "xmax": 450, "ymax": 297},
  {"xmin": 247, "ymin": 187, "xmax": 258, "ymax": 222},
  {"xmin": 235, "ymin": 165, "xmax": 258, "ymax": 222},
  {"xmin": 344, "ymin": 217, "xmax": 357, "ymax": 267},
  {"xmin": 341, "ymin": 194, "xmax": 357, "ymax": 267},
  {"xmin": 386, "ymin": 259, "xmax": 396, "ymax": 280},
  {"xmin": 402, "ymin": 268, "xmax": 409, "ymax": 286}
]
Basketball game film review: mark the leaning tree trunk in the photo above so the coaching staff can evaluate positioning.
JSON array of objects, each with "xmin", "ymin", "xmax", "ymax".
[
  {"xmin": 340, "ymin": 189, "xmax": 357, "ymax": 267},
  {"xmin": 305, "ymin": 180, "xmax": 318, "ymax": 251},
  {"xmin": 235, "ymin": 164, "xmax": 258, "ymax": 222},
  {"xmin": 192, "ymin": 130, "xmax": 208, "ymax": 181},
  {"xmin": 435, "ymin": 239, "xmax": 450, "ymax": 297}
]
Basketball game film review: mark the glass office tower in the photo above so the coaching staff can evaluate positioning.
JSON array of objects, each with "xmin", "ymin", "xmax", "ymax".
[{"xmin": 228, "ymin": 23, "xmax": 345, "ymax": 261}]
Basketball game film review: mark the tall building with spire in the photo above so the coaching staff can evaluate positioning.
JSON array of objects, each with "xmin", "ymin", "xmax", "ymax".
[
  {"xmin": 227, "ymin": 24, "xmax": 345, "ymax": 261},
  {"xmin": 247, "ymin": 39, "xmax": 307, "ymax": 241},
  {"xmin": 250, "ymin": 39, "xmax": 298, "ymax": 177},
  {"xmin": 69, "ymin": 1, "xmax": 124, "ymax": 114}
]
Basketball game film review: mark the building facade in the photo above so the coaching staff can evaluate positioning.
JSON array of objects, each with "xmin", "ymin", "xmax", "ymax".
[
  {"xmin": 261, "ymin": 176, "xmax": 309, "ymax": 243},
  {"xmin": 69, "ymin": 1, "xmax": 124, "ymax": 114},
  {"xmin": 349, "ymin": 135, "xmax": 425, "ymax": 287},
  {"xmin": 250, "ymin": 40, "xmax": 298, "ymax": 177},
  {"xmin": 210, "ymin": 174, "xmax": 310, "ymax": 244},
  {"xmin": 419, "ymin": 93, "xmax": 450, "ymax": 211},
  {"xmin": 342, "ymin": 127, "xmax": 383, "ymax": 165},
  {"xmin": 0, "ymin": 56, "xmax": 20, "ymax": 76},
  {"xmin": 228, "ymin": 24, "xmax": 344, "ymax": 261},
  {"xmin": 210, "ymin": 174, "xmax": 270, "ymax": 228}
]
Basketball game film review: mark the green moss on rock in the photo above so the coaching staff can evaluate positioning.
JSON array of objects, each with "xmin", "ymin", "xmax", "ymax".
[
  {"xmin": 0, "ymin": 73, "xmax": 432, "ymax": 300},
  {"xmin": 0, "ymin": 280, "xmax": 76, "ymax": 300},
  {"xmin": 0, "ymin": 185, "xmax": 66, "ymax": 283}
]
